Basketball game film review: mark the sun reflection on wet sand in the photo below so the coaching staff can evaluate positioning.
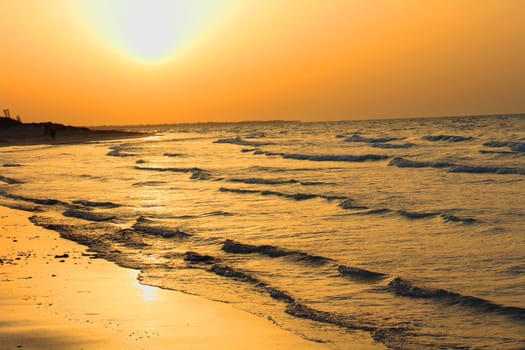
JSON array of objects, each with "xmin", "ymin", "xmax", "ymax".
[{"xmin": 135, "ymin": 281, "xmax": 160, "ymax": 303}]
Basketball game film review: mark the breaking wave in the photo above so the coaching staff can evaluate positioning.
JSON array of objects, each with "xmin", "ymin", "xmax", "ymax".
[
  {"xmin": 338, "ymin": 198, "xmax": 369, "ymax": 210},
  {"xmin": 389, "ymin": 157, "xmax": 453, "ymax": 169},
  {"xmin": 338, "ymin": 265, "xmax": 387, "ymax": 281},
  {"xmin": 214, "ymin": 137, "xmax": 272, "ymax": 147},
  {"xmin": 0, "ymin": 191, "xmax": 65, "ymax": 206},
  {"xmin": 371, "ymin": 143, "xmax": 416, "ymax": 149},
  {"xmin": 388, "ymin": 277, "xmax": 525, "ymax": 320},
  {"xmin": 390, "ymin": 158, "xmax": 525, "ymax": 175},
  {"xmin": 0, "ymin": 175, "xmax": 24, "ymax": 184},
  {"xmin": 423, "ymin": 135, "xmax": 474, "ymax": 142},
  {"xmin": 227, "ymin": 177, "xmax": 325, "ymax": 186},
  {"xmin": 131, "ymin": 217, "xmax": 192, "ymax": 239},
  {"xmin": 135, "ymin": 166, "xmax": 212, "ymax": 180},
  {"xmin": 132, "ymin": 181, "xmax": 168, "ymax": 187},
  {"xmin": 208, "ymin": 264, "xmax": 295, "ymax": 303},
  {"xmin": 449, "ymin": 165, "xmax": 525, "ymax": 175},
  {"xmin": 72, "ymin": 200, "xmax": 121, "ymax": 209},
  {"xmin": 483, "ymin": 141, "xmax": 525, "ymax": 153},
  {"xmin": 106, "ymin": 145, "xmax": 138, "ymax": 157},
  {"xmin": 255, "ymin": 150, "xmax": 389, "ymax": 163},
  {"xmin": 63, "ymin": 208, "xmax": 117, "ymax": 222},
  {"xmin": 340, "ymin": 204, "xmax": 477, "ymax": 224},
  {"xmin": 343, "ymin": 134, "xmax": 403, "ymax": 143},
  {"xmin": 218, "ymin": 187, "xmax": 346, "ymax": 201},
  {"xmin": 222, "ymin": 239, "xmax": 333, "ymax": 265},
  {"xmin": 398, "ymin": 210, "xmax": 439, "ymax": 219}
]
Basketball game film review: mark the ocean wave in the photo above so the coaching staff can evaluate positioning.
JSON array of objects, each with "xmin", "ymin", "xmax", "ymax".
[
  {"xmin": 132, "ymin": 181, "xmax": 168, "ymax": 187},
  {"xmin": 106, "ymin": 146, "xmax": 138, "ymax": 157},
  {"xmin": 2, "ymin": 163, "xmax": 22, "ymax": 167},
  {"xmin": 286, "ymin": 302, "xmax": 373, "ymax": 331},
  {"xmin": 135, "ymin": 166, "xmax": 212, "ymax": 180},
  {"xmin": 29, "ymin": 216, "xmax": 150, "ymax": 260},
  {"xmin": 0, "ymin": 175, "xmax": 24, "ymax": 184},
  {"xmin": 213, "ymin": 137, "xmax": 271, "ymax": 147},
  {"xmin": 63, "ymin": 208, "xmax": 116, "ymax": 222},
  {"xmin": 390, "ymin": 157, "xmax": 525, "ymax": 175},
  {"xmin": 338, "ymin": 265, "xmax": 387, "ymax": 281},
  {"xmin": 72, "ymin": 200, "xmax": 121, "ymax": 209},
  {"xmin": 449, "ymin": 165, "xmax": 525, "ymax": 175},
  {"xmin": 132, "ymin": 217, "xmax": 191, "ymax": 239},
  {"xmin": 479, "ymin": 150, "xmax": 516, "ymax": 155},
  {"xmin": 208, "ymin": 264, "xmax": 295, "ymax": 303},
  {"xmin": 338, "ymin": 198, "xmax": 369, "ymax": 210},
  {"xmin": 218, "ymin": 187, "xmax": 345, "ymax": 201},
  {"xmin": 371, "ymin": 142, "xmax": 416, "ymax": 149},
  {"xmin": 344, "ymin": 134, "xmax": 403, "ymax": 143},
  {"xmin": 244, "ymin": 132, "xmax": 267, "ymax": 139},
  {"xmin": 171, "ymin": 210, "xmax": 233, "ymax": 220},
  {"xmin": 29, "ymin": 216, "xmax": 97, "ymax": 246},
  {"xmin": 389, "ymin": 157, "xmax": 453, "ymax": 168},
  {"xmin": 222, "ymin": 239, "xmax": 333, "ymax": 265},
  {"xmin": 423, "ymin": 135, "xmax": 474, "ymax": 142},
  {"xmin": 398, "ymin": 210, "xmax": 440, "ymax": 219},
  {"xmin": 228, "ymin": 177, "xmax": 300, "ymax": 185},
  {"xmin": 285, "ymin": 301, "xmax": 427, "ymax": 349},
  {"xmin": 344, "ymin": 206, "xmax": 477, "ymax": 224},
  {"xmin": 248, "ymin": 166, "xmax": 319, "ymax": 173},
  {"xmin": 0, "ymin": 191, "xmax": 65, "ymax": 206},
  {"xmin": 183, "ymin": 251, "xmax": 216, "ymax": 264},
  {"xmin": 398, "ymin": 210, "xmax": 477, "ymax": 224},
  {"xmin": 227, "ymin": 177, "xmax": 325, "ymax": 186},
  {"xmin": 208, "ymin": 264, "xmax": 260, "ymax": 284},
  {"xmin": 439, "ymin": 213, "xmax": 477, "ymax": 224},
  {"xmin": 163, "ymin": 153, "xmax": 183, "ymax": 157},
  {"xmin": 388, "ymin": 277, "xmax": 525, "ymax": 320},
  {"xmin": 0, "ymin": 200, "xmax": 42, "ymax": 212},
  {"xmin": 483, "ymin": 141, "xmax": 525, "ymax": 152},
  {"xmin": 257, "ymin": 151, "xmax": 389, "ymax": 163},
  {"xmin": 349, "ymin": 208, "xmax": 393, "ymax": 216},
  {"xmin": 201, "ymin": 211, "xmax": 234, "ymax": 217}
]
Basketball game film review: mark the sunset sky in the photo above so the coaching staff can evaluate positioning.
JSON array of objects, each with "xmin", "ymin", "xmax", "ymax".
[{"xmin": 1, "ymin": 0, "xmax": 524, "ymax": 126}]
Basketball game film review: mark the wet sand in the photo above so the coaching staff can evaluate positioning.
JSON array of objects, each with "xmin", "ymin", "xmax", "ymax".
[{"xmin": 0, "ymin": 206, "xmax": 338, "ymax": 349}]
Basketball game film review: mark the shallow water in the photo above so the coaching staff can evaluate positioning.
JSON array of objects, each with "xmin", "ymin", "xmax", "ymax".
[{"xmin": 1, "ymin": 115, "xmax": 524, "ymax": 349}]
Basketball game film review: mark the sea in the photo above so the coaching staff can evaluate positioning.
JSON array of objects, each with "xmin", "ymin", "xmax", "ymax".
[{"xmin": 1, "ymin": 115, "xmax": 524, "ymax": 349}]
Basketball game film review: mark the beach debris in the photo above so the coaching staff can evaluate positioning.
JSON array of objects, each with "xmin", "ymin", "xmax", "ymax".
[{"xmin": 54, "ymin": 253, "xmax": 69, "ymax": 259}]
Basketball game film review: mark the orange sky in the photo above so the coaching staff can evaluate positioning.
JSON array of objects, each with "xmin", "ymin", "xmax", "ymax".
[{"xmin": 1, "ymin": 0, "xmax": 524, "ymax": 126}]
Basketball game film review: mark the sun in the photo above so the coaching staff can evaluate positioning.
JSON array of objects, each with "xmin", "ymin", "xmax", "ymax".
[{"xmin": 79, "ymin": 0, "xmax": 232, "ymax": 64}]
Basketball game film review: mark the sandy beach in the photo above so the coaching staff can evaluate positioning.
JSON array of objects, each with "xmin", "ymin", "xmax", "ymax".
[{"xmin": 0, "ymin": 206, "xmax": 339, "ymax": 349}]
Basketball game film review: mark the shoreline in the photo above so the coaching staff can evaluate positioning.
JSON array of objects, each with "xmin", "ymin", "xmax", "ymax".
[
  {"xmin": 0, "ymin": 206, "xmax": 334, "ymax": 349},
  {"xmin": 0, "ymin": 129, "xmax": 151, "ymax": 147}
]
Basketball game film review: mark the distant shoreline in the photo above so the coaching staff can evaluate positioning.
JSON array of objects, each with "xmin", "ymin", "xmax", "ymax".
[
  {"xmin": 70, "ymin": 112, "xmax": 525, "ymax": 129},
  {"xmin": 0, "ymin": 117, "xmax": 151, "ymax": 147}
]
